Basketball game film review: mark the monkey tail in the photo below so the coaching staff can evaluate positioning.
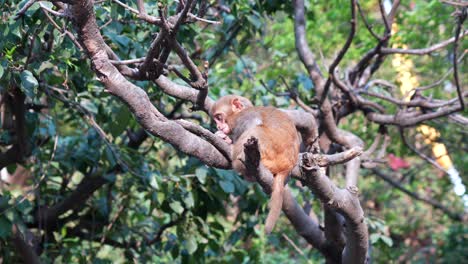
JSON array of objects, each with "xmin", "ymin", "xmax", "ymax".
[{"xmin": 264, "ymin": 172, "xmax": 286, "ymax": 234}]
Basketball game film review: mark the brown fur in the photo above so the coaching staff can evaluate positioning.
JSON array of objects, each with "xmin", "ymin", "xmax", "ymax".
[{"xmin": 211, "ymin": 96, "xmax": 299, "ymax": 233}]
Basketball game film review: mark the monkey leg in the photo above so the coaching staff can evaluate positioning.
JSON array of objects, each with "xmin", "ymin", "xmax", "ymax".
[
  {"xmin": 243, "ymin": 136, "xmax": 260, "ymax": 169},
  {"xmin": 232, "ymin": 136, "xmax": 260, "ymax": 182}
]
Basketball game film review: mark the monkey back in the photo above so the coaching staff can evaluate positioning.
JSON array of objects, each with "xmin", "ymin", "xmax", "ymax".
[{"xmin": 231, "ymin": 106, "xmax": 300, "ymax": 177}]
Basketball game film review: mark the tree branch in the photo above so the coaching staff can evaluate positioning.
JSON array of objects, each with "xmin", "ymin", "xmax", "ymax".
[
  {"xmin": 381, "ymin": 30, "xmax": 467, "ymax": 55},
  {"xmin": 11, "ymin": 224, "xmax": 41, "ymax": 264},
  {"xmin": 298, "ymin": 152, "xmax": 368, "ymax": 264}
]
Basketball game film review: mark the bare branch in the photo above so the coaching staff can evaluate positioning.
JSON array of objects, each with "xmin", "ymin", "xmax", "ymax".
[
  {"xmin": 378, "ymin": 0, "xmax": 391, "ymax": 33},
  {"xmin": 136, "ymin": 0, "xmax": 145, "ymax": 14},
  {"xmin": 449, "ymin": 113, "xmax": 468, "ymax": 126},
  {"xmin": 321, "ymin": 0, "xmax": 357, "ymax": 104},
  {"xmin": 441, "ymin": 0, "xmax": 468, "ymax": 7},
  {"xmin": 292, "ymin": 0, "xmax": 324, "ymax": 86},
  {"xmin": 301, "ymin": 147, "xmax": 363, "ymax": 167},
  {"xmin": 174, "ymin": 119, "xmax": 231, "ymax": 162},
  {"xmin": 452, "ymin": 7, "xmax": 466, "ymax": 110},
  {"xmin": 366, "ymin": 103, "xmax": 464, "ymax": 126},
  {"xmin": 139, "ymin": 32, "xmax": 167, "ymax": 79},
  {"xmin": 298, "ymin": 153, "xmax": 368, "ymax": 264},
  {"xmin": 13, "ymin": 0, "xmax": 36, "ymax": 20},
  {"xmin": 171, "ymin": 40, "xmax": 207, "ymax": 89},
  {"xmin": 11, "ymin": 224, "xmax": 40, "ymax": 264},
  {"xmin": 381, "ymin": 30, "xmax": 468, "ymax": 55},
  {"xmin": 155, "ymin": 75, "xmax": 214, "ymax": 111},
  {"xmin": 111, "ymin": 0, "xmax": 161, "ymax": 24},
  {"xmin": 39, "ymin": 2, "xmax": 67, "ymax": 17},
  {"xmin": 173, "ymin": 0, "xmax": 194, "ymax": 32},
  {"xmin": 188, "ymin": 13, "xmax": 221, "ymax": 24},
  {"xmin": 359, "ymin": 90, "xmax": 466, "ymax": 108},
  {"xmin": 356, "ymin": 1, "xmax": 382, "ymax": 41},
  {"xmin": 110, "ymin": 57, "xmax": 146, "ymax": 65},
  {"xmin": 399, "ymin": 128, "xmax": 449, "ymax": 175},
  {"xmin": 146, "ymin": 210, "xmax": 187, "ymax": 245}
]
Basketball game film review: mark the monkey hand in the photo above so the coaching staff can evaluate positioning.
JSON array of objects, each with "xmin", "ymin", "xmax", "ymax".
[{"xmin": 215, "ymin": 130, "xmax": 233, "ymax": 144}]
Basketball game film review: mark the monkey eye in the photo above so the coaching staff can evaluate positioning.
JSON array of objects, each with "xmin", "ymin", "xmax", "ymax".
[{"xmin": 214, "ymin": 114, "xmax": 223, "ymax": 121}]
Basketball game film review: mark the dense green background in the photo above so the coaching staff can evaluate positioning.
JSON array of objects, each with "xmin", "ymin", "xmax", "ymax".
[{"xmin": 0, "ymin": 0, "xmax": 466, "ymax": 263}]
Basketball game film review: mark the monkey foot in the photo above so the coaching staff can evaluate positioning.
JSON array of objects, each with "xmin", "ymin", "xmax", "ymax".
[{"xmin": 244, "ymin": 136, "xmax": 260, "ymax": 168}]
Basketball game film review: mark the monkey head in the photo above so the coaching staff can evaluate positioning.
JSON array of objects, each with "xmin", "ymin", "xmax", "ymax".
[{"xmin": 210, "ymin": 95, "xmax": 253, "ymax": 135}]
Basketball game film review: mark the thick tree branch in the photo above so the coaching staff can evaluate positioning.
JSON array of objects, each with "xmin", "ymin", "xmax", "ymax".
[
  {"xmin": 292, "ymin": 0, "xmax": 324, "ymax": 87},
  {"xmin": 11, "ymin": 224, "xmax": 41, "ymax": 264},
  {"xmin": 298, "ymin": 153, "xmax": 368, "ymax": 264}
]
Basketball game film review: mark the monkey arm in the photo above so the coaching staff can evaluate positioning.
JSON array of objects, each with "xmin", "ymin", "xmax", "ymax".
[{"xmin": 214, "ymin": 130, "xmax": 233, "ymax": 144}]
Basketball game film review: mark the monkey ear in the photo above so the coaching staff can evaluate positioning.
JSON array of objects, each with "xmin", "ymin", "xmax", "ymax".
[{"xmin": 232, "ymin": 98, "xmax": 244, "ymax": 112}]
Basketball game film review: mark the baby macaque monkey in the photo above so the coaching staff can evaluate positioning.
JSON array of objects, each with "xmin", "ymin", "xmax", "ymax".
[{"xmin": 210, "ymin": 95, "xmax": 299, "ymax": 234}]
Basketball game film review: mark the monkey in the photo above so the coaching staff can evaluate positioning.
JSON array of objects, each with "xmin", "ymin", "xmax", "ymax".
[{"xmin": 210, "ymin": 95, "xmax": 299, "ymax": 234}]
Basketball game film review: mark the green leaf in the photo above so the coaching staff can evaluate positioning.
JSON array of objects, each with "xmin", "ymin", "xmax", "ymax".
[
  {"xmin": 80, "ymin": 99, "xmax": 98, "ymax": 115},
  {"xmin": 186, "ymin": 236, "xmax": 198, "ymax": 254},
  {"xmin": 103, "ymin": 172, "xmax": 116, "ymax": 183},
  {"xmin": 195, "ymin": 167, "xmax": 208, "ymax": 184},
  {"xmin": 169, "ymin": 201, "xmax": 184, "ymax": 214},
  {"xmin": 104, "ymin": 147, "xmax": 116, "ymax": 167},
  {"xmin": 115, "ymin": 35, "xmax": 131, "ymax": 47},
  {"xmin": 149, "ymin": 173, "xmax": 159, "ymax": 189},
  {"xmin": 6, "ymin": 164, "xmax": 17, "ymax": 174},
  {"xmin": 109, "ymin": 106, "xmax": 131, "ymax": 137},
  {"xmin": 219, "ymin": 180, "xmax": 234, "ymax": 193},
  {"xmin": 183, "ymin": 193, "xmax": 194, "ymax": 208},
  {"xmin": 0, "ymin": 195, "xmax": 10, "ymax": 210},
  {"xmin": 0, "ymin": 64, "xmax": 4, "ymax": 78},
  {"xmin": 370, "ymin": 233, "xmax": 380, "ymax": 244},
  {"xmin": 37, "ymin": 61, "xmax": 55, "ymax": 74},
  {"xmin": 381, "ymin": 236, "xmax": 393, "ymax": 247},
  {"xmin": 247, "ymin": 14, "xmax": 262, "ymax": 29},
  {"xmin": 0, "ymin": 217, "xmax": 12, "ymax": 239},
  {"xmin": 20, "ymin": 70, "xmax": 38, "ymax": 98}
]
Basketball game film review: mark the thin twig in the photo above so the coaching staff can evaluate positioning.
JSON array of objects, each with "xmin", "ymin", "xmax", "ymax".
[
  {"xmin": 14, "ymin": 0, "xmax": 36, "ymax": 20},
  {"xmin": 41, "ymin": 5, "xmax": 83, "ymax": 50},
  {"xmin": 441, "ymin": 0, "xmax": 468, "ymax": 7},
  {"xmin": 399, "ymin": 129, "xmax": 448, "ymax": 174},
  {"xmin": 381, "ymin": 30, "xmax": 467, "ymax": 55},
  {"xmin": 39, "ymin": 3, "xmax": 67, "ymax": 17},
  {"xmin": 188, "ymin": 13, "xmax": 221, "ymax": 24},
  {"xmin": 356, "ymin": 1, "xmax": 382, "ymax": 41},
  {"xmin": 146, "ymin": 210, "xmax": 187, "ymax": 245},
  {"xmin": 320, "ymin": 0, "xmax": 357, "ymax": 105},
  {"xmin": 110, "ymin": 57, "xmax": 146, "ymax": 65},
  {"xmin": 452, "ymin": 8, "xmax": 466, "ymax": 110},
  {"xmin": 282, "ymin": 233, "xmax": 305, "ymax": 256}
]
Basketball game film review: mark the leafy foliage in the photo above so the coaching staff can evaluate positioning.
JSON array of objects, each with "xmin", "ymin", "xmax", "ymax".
[{"xmin": 0, "ymin": 0, "xmax": 466, "ymax": 263}]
